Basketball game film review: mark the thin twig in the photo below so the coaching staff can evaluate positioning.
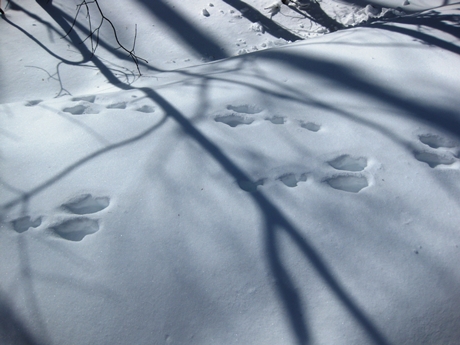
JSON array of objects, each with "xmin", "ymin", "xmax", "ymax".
[{"xmin": 63, "ymin": 0, "xmax": 148, "ymax": 74}]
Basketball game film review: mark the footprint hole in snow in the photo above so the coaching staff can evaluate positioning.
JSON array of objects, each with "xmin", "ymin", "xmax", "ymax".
[
  {"xmin": 63, "ymin": 104, "xmax": 99, "ymax": 115},
  {"xmin": 50, "ymin": 218, "xmax": 99, "ymax": 241},
  {"xmin": 135, "ymin": 105, "xmax": 155, "ymax": 113},
  {"xmin": 266, "ymin": 116, "xmax": 285, "ymax": 125},
  {"xmin": 11, "ymin": 216, "xmax": 42, "ymax": 233},
  {"xmin": 418, "ymin": 134, "xmax": 456, "ymax": 149},
  {"xmin": 62, "ymin": 194, "xmax": 110, "ymax": 215},
  {"xmin": 301, "ymin": 122, "xmax": 321, "ymax": 132},
  {"xmin": 325, "ymin": 175, "xmax": 368, "ymax": 193},
  {"xmin": 278, "ymin": 173, "xmax": 307, "ymax": 187},
  {"xmin": 226, "ymin": 104, "xmax": 263, "ymax": 114},
  {"xmin": 414, "ymin": 151, "xmax": 456, "ymax": 168},
  {"xmin": 328, "ymin": 155, "xmax": 367, "ymax": 172},
  {"xmin": 215, "ymin": 114, "xmax": 254, "ymax": 127},
  {"xmin": 72, "ymin": 95, "xmax": 96, "ymax": 103},
  {"xmin": 238, "ymin": 179, "xmax": 264, "ymax": 193},
  {"xmin": 25, "ymin": 100, "xmax": 42, "ymax": 107},
  {"xmin": 106, "ymin": 102, "xmax": 127, "ymax": 109}
]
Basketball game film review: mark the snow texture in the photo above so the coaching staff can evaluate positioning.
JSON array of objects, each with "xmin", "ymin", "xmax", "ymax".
[{"xmin": 1, "ymin": 1, "xmax": 460, "ymax": 344}]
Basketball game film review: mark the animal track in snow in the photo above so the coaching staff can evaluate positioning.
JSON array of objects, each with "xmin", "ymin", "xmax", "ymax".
[
  {"xmin": 63, "ymin": 104, "xmax": 99, "ymax": 115},
  {"xmin": 328, "ymin": 155, "xmax": 367, "ymax": 172},
  {"xmin": 324, "ymin": 154, "xmax": 370, "ymax": 192},
  {"xmin": 226, "ymin": 104, "xmax": 263, "ymax": 114},
  {"xmin": 7, "ymin": 194, "xmax": 108, "ymax": 240},
  {"xmin": 72, "ymin": 95, "xmax": 96, "ymax": 103},
  {"xmin": 11, "ymin": 216, "xmax": 42, "ymax": 233},
  {"xmin": 266, "ymin": 116, "xmax": 285, "ymax": 124},
  {"xmin": 25, "ymin": 100, "xmax": 42, "ymax": 107},
  {"xmin": 215, "ymin": 114, "xmax": 254, "ymax": 127},
  {"xmin": 106, "ymin": 102, "xmax": 127, "ymax": 109},
  {"xmin": 419, "ymin": 134, "xmax": 456, "ymax": 149},
  {"xmin": 135, "ymin": 105, "xmax": 156, "ymax": 113},
  {"xmin": 237, "ymin": 179, "xmax": 264, "ymax": 193},
  {"xmin": 413, "ymin": 151, "xmax": 456, "ymax": 168},
  {"xmin": 300, "ymin": 121, "xmax": 321, "ymax": 132},
  {"xmin": 61, "ymin": 194, "xmax": 110, "ymax": 215},
  {"xmin": 214, "ymin": 105, "xmax": 323, "ymax": 133},
  {"xmin": 414, "ymin": 133, "xmax": 459, "ymax": 168},
  {"xmin": 237, "ymin": 171, "xmax": 308, "ymax": 192},
  {"xmin": 62, "ymin": 94, "xmax": 155, "ymax": 115},
  {"xmin": 325, "ymin": 175, "xmax": 368, "ymax": 193},
  {"xmin": 50, "ymin": 218, "xmax": 99, "ymax": 241},
  {"xmin": 277, "ymin": 173, "xmax": 307, "ymax": 187}
]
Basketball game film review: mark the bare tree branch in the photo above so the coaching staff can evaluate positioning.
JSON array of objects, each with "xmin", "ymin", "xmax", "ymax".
[
  {"xmin": 64, "ymin": 0, "xmax": 148, "ymax": 74},
  {"xmin": 283, "ymin": 0, "xmax": 345, "ymax": 32}
]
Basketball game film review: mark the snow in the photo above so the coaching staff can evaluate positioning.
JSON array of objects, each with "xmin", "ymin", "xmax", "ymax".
[{"xmin": 1, "ymin": 0, "xmax": 460, "ymax": 344}]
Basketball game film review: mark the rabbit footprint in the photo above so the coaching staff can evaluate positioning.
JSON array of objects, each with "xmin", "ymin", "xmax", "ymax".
[
  {"xmin": 226, "ymin": 104, "xmax": 263, "ymax": 114},
  {"xmin": 325, "ymin": 155, "xmax": 369, "ymax": 193},
  {"xmin": 63, "ymin": 104, "xmax": 99, "ymax": 115},
  {"xmin": 237, "ymin": 172, "xmax": 307, "ymax": 192},
  {"xmin": 413, "ymin": 151, "xmax": 456, "ymax": 168},
  {"xmin": 10, "ymin": 216, "xmax": 42, "ymax": 234},
  {"xmin": 61, "ymin": 194, "xmax": 110, "ymax": 215},
  {"xmin": 277, "ymin": 173, "xmax": 307, "ymax": 187},
  {"xmin": 50, "ymin": 218, "xmax": 99, "ymax": 242},
  {"xmin": 300, "ymin": 121, "xmax": 321, "ymax": 132},
  {"xmin": 325, "ymin": 175, "xmax": 368, "ymax": 193},
  {"xmin": 215, "ymin": 114, "xmax": 254, "ymax": 127},
  {"xmin": 50, "ymin": 194, "xmax": 110, "ymax": 241},
  {"xmin": 414, "ymin": 133, "xmax": 459, "ymax": 168},
  {"xmin": 328, "ymin": 155, "xmax": 367, "ymax": 172}
]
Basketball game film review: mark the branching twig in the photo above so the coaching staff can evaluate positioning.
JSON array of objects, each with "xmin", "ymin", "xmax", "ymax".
[{"xmin": 64, "ymin": 0, "xmax": 148, "ymax": 74}]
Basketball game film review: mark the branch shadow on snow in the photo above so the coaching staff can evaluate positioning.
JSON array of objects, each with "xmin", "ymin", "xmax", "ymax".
[
  {"xmin": 0, "ymin": 229, "xmax": 120, "ymax": 345},
  {"xmin": 3, "ymin": 0, "xmax": 155, "ymax": 88},
  {"xmin": 330, "ymin": 0, "xmax": 452, "ymax": 12},
  {"xmin": 137, "ymin": 86, "xmax": 392, "ymax": 345},
  {"xmin": 2, "ymin": 2, "xmax": 90, "ymax": 66},
  {"xmin": 134, "ymin": 0, "xmax": 228, "ymax": 61},
  {"xmin": 5, "ymin": 0, "xmax": 129, "ymax": 86},
  {"xmin": 135, "ymin": 41, "xmax": 459, "ymax": 342},
  {"xmin": 0, "ymin": 288, "xmax": 46, "ymax": 345},
  {"xmin": 256, "ymin": 49, "xmax": 460, "ymax": 139},
  {"xmin": 1, "ymin": 68, "xmax": 393, "ymax": 345},
  {"xmin": 221, "ymin": 0, "xmax": 303, "ymax": 41},
  {"xmin": 0, "ymin": 234, "xmax": 69, "ymax": 345},
  {"xmin": 3, "ymin": 3, "xmax": 460, "ymax": 345},
  {"xmin": 369, "ymin": 9, "xmax": 460, "ymax": 56},
  {"xmin": 0, "ymin": 115, "xmax": 167, "ymax": 213}
]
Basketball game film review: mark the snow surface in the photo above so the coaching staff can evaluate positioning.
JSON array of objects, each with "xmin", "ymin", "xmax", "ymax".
[{"xmin": 1, "ymin": 0, "xmax": 460, "ymax": 344}]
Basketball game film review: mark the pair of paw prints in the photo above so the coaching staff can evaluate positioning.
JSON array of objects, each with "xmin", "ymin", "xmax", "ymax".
[
  {"xmin": 214, "ymin": 104, "xmax": 262, "ymax": 127},
  {"xmin": 237, "ymin": 155, "xmax": 370, "ymax": 194},
  {"xmin": 323, "ymin": 155, "xmax": 369, "ymax": 193},
  {"xmin": 214, "ymin": 104, "xmax": 321, "ymax": 132},
  {"xmin": 238, "ymin": 172, "xmax": 308, "ymax": 193},
  {"xmin": 9, "ymin": 194, "xmax": 110, "ymax": 242},
  {"xmin": 413, "ymin": 134, "xmax": 459, "ymax": 168},
  {"xmin": 61, "ymin": 94, "xmax": 155, "ymax": 115}
]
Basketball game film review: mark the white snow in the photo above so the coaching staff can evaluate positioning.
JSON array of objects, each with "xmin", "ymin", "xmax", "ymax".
[{"xmin": 1, "ymin": 0, "xmax": 460, "ymax": 344}]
